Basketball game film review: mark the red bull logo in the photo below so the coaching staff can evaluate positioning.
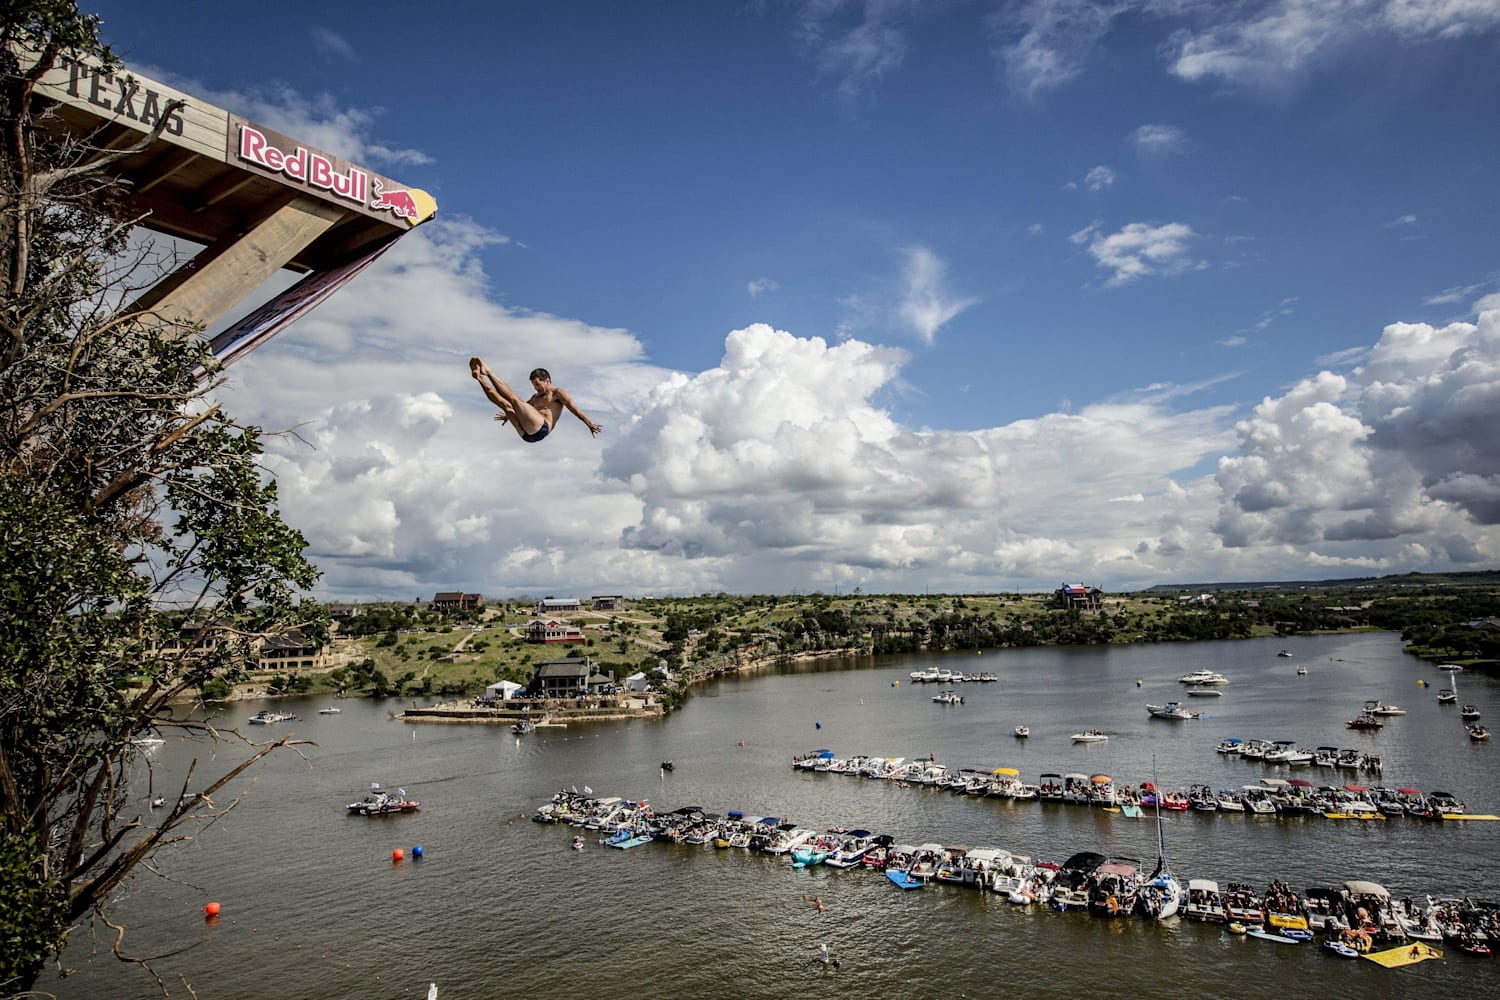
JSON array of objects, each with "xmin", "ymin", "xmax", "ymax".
[{"xmin": 370, "ymin": 178, "xmax": 420, "ymax": 220}]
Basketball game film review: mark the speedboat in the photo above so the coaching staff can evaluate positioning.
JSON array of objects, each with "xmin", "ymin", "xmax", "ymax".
[
  {"xmin": 1296, "ymin": 665, "xmax": 1308, "ymax": 675},
  {"xmin": 347, "ymin": 785, "xmax": 420, "ymax": 816},
  {"xmin": 1345, "ymin": 713, "xmax": 1383, "ymax": 730},
  {"xmin": 1184, "ymin": 879, "xmax": 1227, "ymax": 923},
  {"xmin": 1186, "ymin": 686, "xmax": 1222, "ymax": 697},
  {"xmin": 1215, "ymin": 738, "xmax": 1244, "ymax": 754},
  {"xmin": 1460, "ymin": 704, "xmax": 1481, "ymax": 721},
  {"xmin": 1468, "ymin": 725, "xmax": 1490, "ymax": 742},
  {"xmin": 318, "ymin": 706, "xmax": 341, "ymax": 714},
  {"xmin": 931, "ymin": 690, "xmax": 964, "ymax": 705},
  {"xmin": 1437, "ymin": 687, "xmax": 1456, "ymax": 703},
  {"xmin": 248, "ymin": 710, "xmax": 297, "ymax": 725},
  {"xmin": 1071, "ymin": 730, "xmax": 1108, "ymax": 743},
  {"xmin": 1147, "ymin": 702, "xmax": 1196, "ymax": 720},
  {"xmin": 1364, "ymin": 700, "xmax": 1406, "ymax": 717},
  {"xmin": 1013, "ymin": 725, "xmax": 1029, "ymax": 738}
]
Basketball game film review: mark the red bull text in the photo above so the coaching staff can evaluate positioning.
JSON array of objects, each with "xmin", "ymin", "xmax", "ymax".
[{"xmin": 237, "ymin": 124, "xmax": 368, "ymax": 206}]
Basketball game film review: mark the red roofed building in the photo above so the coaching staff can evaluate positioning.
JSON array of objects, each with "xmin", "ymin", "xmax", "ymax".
[{"xmin": 525, "ymin": 619, "xmax": 586, "ymax": 644}]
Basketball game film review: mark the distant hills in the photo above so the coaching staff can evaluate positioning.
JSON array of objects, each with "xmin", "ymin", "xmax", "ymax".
[{"xmin": 1141, "ymin": 570, "xmax": 1500, "ymax": 593}]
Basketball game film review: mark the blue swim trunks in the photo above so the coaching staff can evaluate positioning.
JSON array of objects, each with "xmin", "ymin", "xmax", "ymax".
[{"xmin": 521, "ymin": 422, "xmax": 551, "ymax": 444}]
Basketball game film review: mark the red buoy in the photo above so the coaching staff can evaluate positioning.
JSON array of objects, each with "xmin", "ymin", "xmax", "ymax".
[
  {"xmin": 391, "ymin": 848, "xmax": 405, "ymax": 862},
  {"xmin": 204, "ymin": 901, "xmax": 221, "ymax": 917}
]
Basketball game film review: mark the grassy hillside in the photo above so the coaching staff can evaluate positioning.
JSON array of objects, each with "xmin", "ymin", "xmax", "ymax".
[{"xmin": 247, "ymin": 577, "xmax": 1499, "ymax": 703}]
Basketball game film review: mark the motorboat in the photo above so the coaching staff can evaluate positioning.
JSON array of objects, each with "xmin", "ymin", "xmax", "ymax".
[
  {"xmin": 1240, "ymin": 739, "xmax": 1273, "ymax": 760},
  {"xmin": 1071, "ymin": 730, "xmax": 1108, "ymax": 743},
  {"xmin": 1470, "ymin": 724, "xmax": 1490, "ymax": 742},
  {"xmin": 1184, "ymin": 879, "xmax": 1227, "ymax": 923},
  {"xmin": 319, "ymin": 706, "xmax": 342, "ymax": 714},
  {"xmin": 1215, "ymin": 738, "xmax": 1243, "ymax": 754},
  {"xmin": 1224, "ymin": 882, "xmax": 1266, "ymax": 924},
  {"xmin": 1178, "ymin": 669, "xmax": 1229, "ymax": 685},
  {"xmin": 1277, "ymin": 650, "xmax": 1293, "ymax": 657},
  {"xmin": 248, "ymin": 710, "xmax": 297, "ymax": 725},
  {"xmin": 1296, "ymin": 665, "xmax": 1308, "ymax": 675},
  {"xmin": 347, "ymin": 784, "xmax": 420, "ymax": 816},
  {"xmin": 1345, "ymin": 713, "xmax": 1383, "ymax": 730},
  {"xmin": 1460, "ymin": 704, "xmax": 1481, "ymax": 721},
  {"xmin": 1146, "ymin": 702, "xmax": 1197, "ymax": 720},
  {"xmin": 1263, "ymin": 740, "xmax": 1313, "ymax": 765},
  {"xmin": 1363, "ymin": 700, "xmax": 1406, "ymax": 717},
  {"xmin": 1013, "ymin": 725, "xmax": 1030, "ymax": 739},
  {"xmin": 1215, "ymin": 789, "xmax": 1245, "ymax": 812},
  {"xmin": 1186, "ymin": 686, "xmax": 1222, "ymax": 697},
  {"xmin": 1437, "ymin": 687, "xmax": 1456, "ymax": 703},
  {"xmin": 931, "ymin": 690, "xmax": 964, "ymax": 705},
  {"xmin": 512, "ymin": 719, "xmax": 537, "ymax": 735}
]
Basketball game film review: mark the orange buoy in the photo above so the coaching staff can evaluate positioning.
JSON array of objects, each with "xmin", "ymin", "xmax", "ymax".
[
  {"xmin": 392, "ymin": 848, "xmax": 405, "ymax": 862},
  {"xmin": 204, "ymin": 901, "xmax": 221, "ymax": 917}
]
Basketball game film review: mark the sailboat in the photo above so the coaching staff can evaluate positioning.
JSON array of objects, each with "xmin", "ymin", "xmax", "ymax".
[{"xmin": 1137, "ymin": 759, "xmax": 1183, "ymax": 921}]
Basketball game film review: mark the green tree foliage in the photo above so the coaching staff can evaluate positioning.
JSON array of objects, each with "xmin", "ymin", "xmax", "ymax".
[{"xmin": 1, "ymin": 4, "xmax": 321, "ymax": 990}]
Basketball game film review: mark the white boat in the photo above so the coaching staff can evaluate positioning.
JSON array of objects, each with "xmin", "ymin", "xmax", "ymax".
[
  {"xmin": 319, "ymin": 706, "xmax": 341, "ymax": 714},
  {"xmin": 247, "ymin": 710, "xmax": 297, "ymax": 725},
  {"xmin": 1363, "ymin": 700, "xmax": 1406, "ymax": 717},
  {"xmin": 1146, "ymin": 702, "xmax": 1198, "ymax": 720},
  {"xmin": 1460, "ymin": 704, "xmax": 1481, "ymax": 721},
  {"xmin": 1013, "ymin": 725, "xmax": 1029, "ymax": 738},
  {"xmin": 1215, "ymin": 738, "xmax": 1243, "ymax": 754},
  {"xmin": 1071, "ymin": 730, "xmax": 1108, "ymax": 743},
  {"xmin": 1263, "ymin": 740, "xmax": 1313, "ymax": 765},
  {"xmin": 1184, "ymin": 878, "xmax": 1227, "ymax": 923},
  {"xmin": 1177, "ymin": 670, "xmax": 1229, "ymax": 685},
  {"xmin": 1186, "ymin": 686, "xmax": 1222, "ymax": 697},
  {"xmin": 1296, "ymin": 664, "xmax": 1308, "ymax": 675},
  {"xmin": 1214, "ymin": 789, "xmax": 1245, "ymax": 812},
  {"xmin": 931, "ymin": 690, "xmax": 964, "ymax": 705}
]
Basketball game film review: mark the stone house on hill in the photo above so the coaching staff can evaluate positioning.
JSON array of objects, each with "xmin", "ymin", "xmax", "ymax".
[{"xmin": 528, "ymin": 656, "xmax": 615, "ymax": 698}]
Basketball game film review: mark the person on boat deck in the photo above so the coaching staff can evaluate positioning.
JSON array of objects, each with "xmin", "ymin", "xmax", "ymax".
[{"xmin": 470, "ymin": 359, "xmax": 602, "ymax": 443}]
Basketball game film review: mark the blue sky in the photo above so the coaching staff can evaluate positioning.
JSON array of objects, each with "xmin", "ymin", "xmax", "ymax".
[{"xmin": 92, "ymin": 1, "xmax": 1500, "ymax": 599}]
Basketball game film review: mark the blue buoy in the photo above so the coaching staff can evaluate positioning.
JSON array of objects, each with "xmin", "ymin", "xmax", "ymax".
[
  {"xmin": 411, "ymin": 845, "xmax": 424, "ymax": 859},
  {"xmin": 815, "ymin": 722, "xmax": 822, "ymax": 729}
]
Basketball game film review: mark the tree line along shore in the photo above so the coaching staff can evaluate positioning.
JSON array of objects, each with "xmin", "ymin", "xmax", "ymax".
[{"xmin": 230, "ymin": 574, "xmax": 1500, "ymax": 709}]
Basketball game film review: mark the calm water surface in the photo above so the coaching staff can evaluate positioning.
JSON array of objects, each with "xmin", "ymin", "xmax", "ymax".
[{"xmin": 57, "ymin": 633, "xmax": 1500, "ymax": 999}]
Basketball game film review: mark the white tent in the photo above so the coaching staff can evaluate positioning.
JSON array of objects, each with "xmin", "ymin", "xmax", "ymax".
[
  {"xmin": 485, "ymin": 680, "xmax": 523, "ymax": 701},
  {"xmin": 624, "ymin": 672, "xmax": 649, "ymax": 693}
]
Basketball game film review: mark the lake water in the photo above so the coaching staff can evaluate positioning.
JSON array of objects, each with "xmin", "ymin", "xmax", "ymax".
[{"xmin": 56, "ymin": 632, "xmax": 1499, "ymax": 999}]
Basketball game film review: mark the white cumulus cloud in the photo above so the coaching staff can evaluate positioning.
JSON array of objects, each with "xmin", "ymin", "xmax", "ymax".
[{"xmin": 1072, "ymin": 221, "xmax": 1204, "ymax": 286}]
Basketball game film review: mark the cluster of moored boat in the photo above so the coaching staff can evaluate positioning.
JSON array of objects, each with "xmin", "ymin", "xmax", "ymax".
[
  {"xmin": 247, "ymin": 710, "xmax": 298, "ymax": 725},
  {"xmin": 531, "ymin": 788, "xmax": 1498, "ymax": 958},
  {"xmin": 790, "ymin": 748, "xmax": 1475, "ymax": 820},
  {"xmin": 907, "ymin": 668, "xmax": 998, "ymax": 683}
]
